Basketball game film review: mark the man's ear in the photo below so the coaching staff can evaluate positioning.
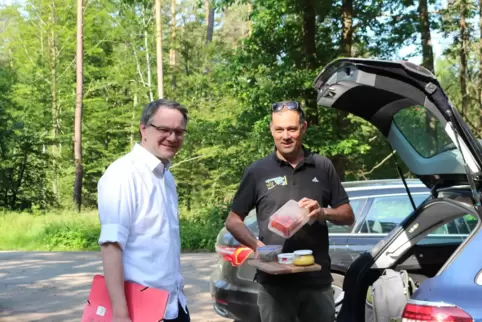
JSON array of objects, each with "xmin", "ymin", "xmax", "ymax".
[
  {"xmin": 269, "ymin": 121, "xmax": 276, "ymax": 135},
  {"xmin": 302, "ymin": 120, "xmax": 308, "ymax": 133},
  {"xmin": 139, "ymin": 123, "xmax": 147, "ymax": 140}
]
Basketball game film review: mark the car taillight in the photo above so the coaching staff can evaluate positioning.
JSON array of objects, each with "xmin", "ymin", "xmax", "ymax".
[
  {"xmin": 402, "ymin": 302, "xmax": 473, "ymax": 322},
  {"xmin": 215, "ymin": 245, "xmax": 253, "ymax": 266}
]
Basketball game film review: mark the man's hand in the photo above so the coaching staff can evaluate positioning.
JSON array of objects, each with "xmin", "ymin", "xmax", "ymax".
[
  {"xmin": 225, "ymin": 211, "xmax": 261, "ymax": 254},
  {"xmin": 113, "ymin": 308, "xmax": 131, "ymax": 322},
  {"xmin": 298, "ymin": 198, "xmax": 355, "ymax": 226},
  {"xmin": 100, "ymin": 243, "xmax": 130, "ymax": 322},
  {"xmin": 298, "ymin": 197, "xmax": 326, "ymax": 221}
]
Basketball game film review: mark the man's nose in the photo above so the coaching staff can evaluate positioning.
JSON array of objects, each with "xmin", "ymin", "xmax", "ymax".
[
  {"xmin": 282, "ymin": 130, "xmax": 290, "ymax": 139},
  {"xmin": 166, "ymin": 131, "xmax": 178, "ymax": 141}
]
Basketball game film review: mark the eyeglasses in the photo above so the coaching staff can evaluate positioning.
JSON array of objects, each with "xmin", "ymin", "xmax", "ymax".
[
  {"xmin": 271, "ymin": 101, "xmax": 305, "ymax": 116},
  {"xmin": 149, "ymin": 124, "xmax": 188, "ymax": 138}
]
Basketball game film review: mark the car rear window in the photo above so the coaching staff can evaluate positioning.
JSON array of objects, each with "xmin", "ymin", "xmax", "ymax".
[{"xmin": 393, "ymin": 106, "xmax": 453, "ymax": 158}]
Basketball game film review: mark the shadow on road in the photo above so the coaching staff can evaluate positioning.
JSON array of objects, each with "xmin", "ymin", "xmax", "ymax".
[{"xmin": 0, "ymin": 252, "xmax": 228, "ymax": 322}]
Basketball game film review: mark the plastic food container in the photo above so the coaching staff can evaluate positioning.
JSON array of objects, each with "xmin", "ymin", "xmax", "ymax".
[
  {"xmin": 293, "ymin": 249, "xmax": 315, "ymax": 266},
  {"xmin": 277, "ymin": 253, "xmax": 295, "ymax": 265},
  {"xmin": 257, "ymin": 245, "xmax": 283, "ymax": 262},
  {"xmin": 268, "ymin": 200, "xmax": 310, "ymax": 238}
]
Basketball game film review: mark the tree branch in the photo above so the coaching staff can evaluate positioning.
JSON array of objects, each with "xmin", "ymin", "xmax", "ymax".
[
  {"xmin": 170, "ymin": 155, "xmax": 205, "ymax": 169},
  {"xmin": 57, "ymin": 57, "xmax": 76, "ymax": 80},
  {"xmin": 131, "ymin": 42, "xmax": 148, "ymax": 87},
  {"xmin": 361, "ymin": 151, "xmax": 395, "ymax": 176}
]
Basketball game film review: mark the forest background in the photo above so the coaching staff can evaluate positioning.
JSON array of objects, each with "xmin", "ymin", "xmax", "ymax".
[{"xmin": 0, "ymin": 0, "xmax": 481, "ymax": 251}]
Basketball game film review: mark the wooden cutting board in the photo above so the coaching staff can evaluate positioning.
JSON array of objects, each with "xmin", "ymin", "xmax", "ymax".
[{"xmin": 248, "ymin": 259, "xmax": 322, "ymax": 275}]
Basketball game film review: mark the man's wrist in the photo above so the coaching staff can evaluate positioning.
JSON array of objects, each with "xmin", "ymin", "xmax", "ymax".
[
  {"xmin": 319, "ymin": 207, "xmax": 330, "ymax": 221},
  {"xmin": 113, "ymin": 303, "xmax": 129, "ymax": 317}
]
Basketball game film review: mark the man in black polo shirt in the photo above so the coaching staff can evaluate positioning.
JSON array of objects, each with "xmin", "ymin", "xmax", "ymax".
[{"xmin": 225, "ymin": 101, "xmax": 355, "ymax": 322}]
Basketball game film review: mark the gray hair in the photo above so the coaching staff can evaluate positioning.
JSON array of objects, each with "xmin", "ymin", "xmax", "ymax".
[
  {"xmin": 270, "ymin": 107, "xmax": 306, "ymax": 125},
  {"xmin": 140, "ymin": 99, "xmax": 189, "ymax": 126}
]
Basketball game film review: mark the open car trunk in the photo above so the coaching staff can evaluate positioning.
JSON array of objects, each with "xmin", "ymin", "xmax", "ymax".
[
  {"xmin": 336, "ymin": 193, "xmax": 479, "ymax": 321},
  {"xmin": 311, "ymin": 58, "xmax": 482, "ymax": 321},
  {"xmin": 312, "ymin": 58, "xmax": 482, "ymax": 191}
]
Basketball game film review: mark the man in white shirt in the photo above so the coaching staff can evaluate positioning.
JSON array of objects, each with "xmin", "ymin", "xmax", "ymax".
[{"xmin": 97, "ymin": 99, "xmax": 190, "ymax": 322}]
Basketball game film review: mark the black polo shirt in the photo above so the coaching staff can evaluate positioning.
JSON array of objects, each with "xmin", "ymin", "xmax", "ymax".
[{"xmin": 231, "ymin": 149, "xmax": 349, "ymax": 287}]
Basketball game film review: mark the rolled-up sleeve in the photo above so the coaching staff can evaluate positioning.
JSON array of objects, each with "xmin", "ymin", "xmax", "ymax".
[{"xmin": 97, "ymin": 168, "xmax": 136, "ymax": 250}]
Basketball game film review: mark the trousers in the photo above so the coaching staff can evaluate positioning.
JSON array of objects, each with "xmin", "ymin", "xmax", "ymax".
[{"xmin": 257, "ymin": 283, "xmax": 335, "ymax": 322}]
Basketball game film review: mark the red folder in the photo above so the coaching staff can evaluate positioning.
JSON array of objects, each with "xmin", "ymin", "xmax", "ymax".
[{"xmin": 81, "ymin": 274, "xmax": 169, "ymax": 322}]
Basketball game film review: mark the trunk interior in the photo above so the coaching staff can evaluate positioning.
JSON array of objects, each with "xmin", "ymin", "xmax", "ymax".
[
  {"xmin": 393, "ymin": 241, "xmax": 461, "ymax": 285},
  {"xmin": 337, "ymin": 192, "xmax": 479, "ymax": 322}
]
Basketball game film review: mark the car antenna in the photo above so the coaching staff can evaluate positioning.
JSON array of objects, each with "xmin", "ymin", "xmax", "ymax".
[{"xmin": 386, "ymin": 142, "xmax": 417, "ymax": 211}]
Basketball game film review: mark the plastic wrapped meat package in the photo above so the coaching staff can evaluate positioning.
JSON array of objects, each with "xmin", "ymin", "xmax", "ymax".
[{"xmin": 268, "ymin": 199, "xmax": 310, "ymax": 238}]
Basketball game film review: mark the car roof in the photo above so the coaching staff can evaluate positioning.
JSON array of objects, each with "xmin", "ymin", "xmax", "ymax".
[
  {"xmin": 342, "ymin": 178, "xmax": 424, "ymax": 189},
  {"xmin": 343, "ymin": 178, "xmax": 430, "ymax": 198}
]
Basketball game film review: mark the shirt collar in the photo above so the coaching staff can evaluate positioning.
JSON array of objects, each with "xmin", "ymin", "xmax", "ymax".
[
  {"xmin": 271, "ymin": 145, "xmax": 315, "ymax": 166},
  {"xmin": 132, "ymin": 143, "xmax": 170, "ymax": 175}
]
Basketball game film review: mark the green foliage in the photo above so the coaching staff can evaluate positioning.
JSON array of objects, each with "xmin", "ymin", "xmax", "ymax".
[
  {"xmin": 180, "ymin": 201, "xmax": 231, "ymax": 251},
  {"xmin": 0, "ymin": 210, "xmax": 100, "ymax": 251},
  {"xmin": 0, "ymin": 207, "xmax": 229, "ymax": 252},
  {"xmin": 40, "ymin": 221, "xmax": 101, "ymax": 251},
  {"xmin": 0, "ymin": 0, "xmax": 481, "ymax": 252}
]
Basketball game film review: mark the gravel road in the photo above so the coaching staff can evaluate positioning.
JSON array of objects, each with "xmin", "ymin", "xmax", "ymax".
[{"xmin": 0, "ymin": 251, "xmax": 230, "ymax": 322}]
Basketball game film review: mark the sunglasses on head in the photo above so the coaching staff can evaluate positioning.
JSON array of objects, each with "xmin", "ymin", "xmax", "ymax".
[{"xmin": 271, "ymin": 101, "xmax": 305, "ymax": 116}]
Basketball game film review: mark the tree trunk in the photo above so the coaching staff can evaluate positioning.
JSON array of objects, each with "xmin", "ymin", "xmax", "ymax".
[
  {"xmin": 301, "ymin": 0, "xmax": 317, "ymax": 70},
  {"xmin": 418, "ymin": 0, "xmax": 434, "ymax": 71},
  {"xmin": 341, "ymin": 0, "xmax": 353, "ymax": 57},
  {"xmin": 48, "ymin": 0, "xmax": 59, "ymax": 201},
  {"xmin": 331, "ymin": 0, "xmax": 354, "ymax": 181},
  {"xmin": 205, "ymin": 0, "xmax": 214, "ymax": 44},
  {"xmin": 73, "ymin": 0, "xmax": 84, "ymax": 212},
  {"xmin": 418, "ymin": 0, "xmax": 438, "ymax": 153},
  {"xmin": 459, "ymin": 0, "xmax": 469, "ymax": 117},
  {"xmin": 155, "ymin": 0, "xmax": 164, "ymax": 99},
  {"xmin": 145, "ymin": 29, "xmax": 154, "ymax": 101},
  {"xmin": 11, "ymin": 151, "xmax": 28, "ymax": 209},
  {"xmin": 331, "ymin": 156, "xmax": 346, "ymax": 182},
  {"xmin": 170, "ymin": 0, "xmax": 177, "ymax": 88},
  {"xmin": 130, "ymin": 93, "xmax": 138, "ymax": 146},
  {"xmin": 299, "ymin": 0, "xmax": 319, "ymax": 128}
]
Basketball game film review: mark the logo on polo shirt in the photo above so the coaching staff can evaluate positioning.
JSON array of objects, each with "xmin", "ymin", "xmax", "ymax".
[
  {"xmin": 265, "ymin": 176, "xmax": 288, "ymax": 190},
  {"xmin": 312, "ymin": 177, "xmax": 319, "ymax": 182}
]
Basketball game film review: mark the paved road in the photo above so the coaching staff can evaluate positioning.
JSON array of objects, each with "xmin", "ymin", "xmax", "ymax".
[{"xmin": 0, "ymin": 252, "xmax": 231, "ymax": 322}]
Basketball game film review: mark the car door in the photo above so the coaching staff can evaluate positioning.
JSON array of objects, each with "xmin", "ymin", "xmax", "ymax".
[{"xmin": 328, "ymin": 197, "xmax": 368, "ymax": 271}]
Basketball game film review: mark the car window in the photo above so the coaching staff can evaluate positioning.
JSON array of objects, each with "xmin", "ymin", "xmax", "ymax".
[
  {"xmin": 429, "ymin": 214, "xmax": 478, "ymax": 235},
  {"xmin": 327, "ymin": 198, "xmax": 367, "ymax": 233},
  {"xmin": 393, "ymin": 106, "xmax": 453, "ymax": 158},
  {"xmin": 464, "ymin": 214, "xmax": 478, "ymax": 232},
  {"xmin": 360, "ymin": 194, "xmax": 428, "ymax": 234}
]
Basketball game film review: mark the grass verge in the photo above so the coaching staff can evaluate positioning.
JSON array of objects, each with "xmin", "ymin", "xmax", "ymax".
[
  {"xmin": 0, "ymin": 207, "xmax": 226, "ymax": 252},
  {"xmin": 0, "ymin": 210, "xmax": 101, "ymax": 251}
]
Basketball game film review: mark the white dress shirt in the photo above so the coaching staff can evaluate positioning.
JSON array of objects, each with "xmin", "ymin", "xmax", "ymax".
[{"xmin": 97, "ymin": 143, "xmax": 187, "ymax": 320}]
